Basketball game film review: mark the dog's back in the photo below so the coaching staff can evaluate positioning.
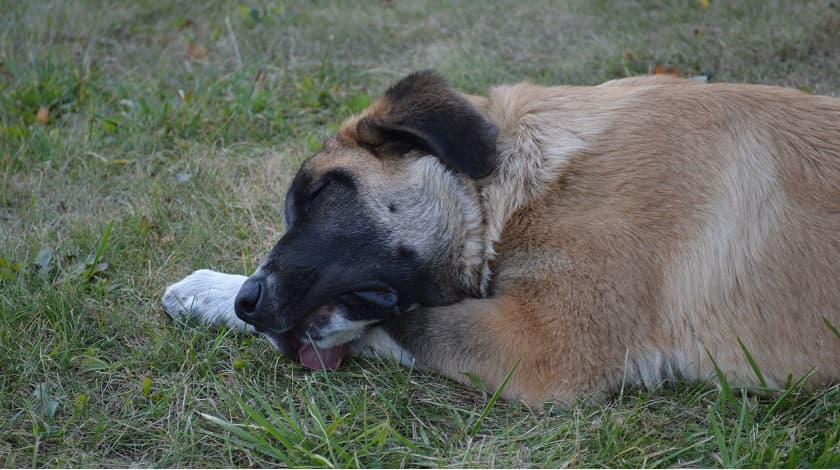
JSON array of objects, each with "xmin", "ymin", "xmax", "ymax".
[{"xmin": 489, "ymin": 77, "xmax": 840, "ymax": 392}]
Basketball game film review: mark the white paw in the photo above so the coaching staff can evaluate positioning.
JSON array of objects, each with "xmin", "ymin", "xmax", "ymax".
[{"xmin": 162, "ymin": 269, "xmax": 254, "ymax": 333}]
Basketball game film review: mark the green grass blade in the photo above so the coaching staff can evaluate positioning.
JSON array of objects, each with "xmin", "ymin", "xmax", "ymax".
[
  {"xmin": 237, "ymin": 396, "xmax": 299, "ymax": 456},
  {"xmin": 737, "ymin": 337, "xmax": 767, "ymax": 388},
  {"xmin": 252, "ymin": 393, "xmax": 307, "ymax": 444},
  {"xmin": 765, "ymin": 368, "xmax": 816, "ymax": 418},
  {"xmin": 730, "ymin": 389, "xmax": 749, "ymax": 466},
  {"xmin": 91, "ymin": 221, "xmax": 112, "ymax": 267},
  {"xmin": 198, "ymin": 412, "xmax": 291, "ymax": 462},
  {"xmin": 709, "ymin": 406, "xmax": 731, "ymax": 467},
  {"xmin": 705, "ymin": 347, "xmax": 735, "ymax": 404},
  {"xmin": 823, "ymin": 317, "xmax": 840, "ymax": 341},
  {"xmin": 814, "ymin": 425, "xmax": 840, "ymax": 467},
  {"xmin": 469, "ymin": 356, "xmax": 522, "ymax": 437},
  {"xmin": 304, "ymin": 399, "xmax": 343, "ymax": 467}
]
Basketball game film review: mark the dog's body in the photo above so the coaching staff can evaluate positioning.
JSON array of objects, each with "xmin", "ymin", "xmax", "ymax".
[{"xmin": 164, "ymin": 73, "xmax": 840, "ymax": 405}]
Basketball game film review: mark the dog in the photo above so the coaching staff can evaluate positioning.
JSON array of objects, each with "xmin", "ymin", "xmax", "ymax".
[{"xmin": 163, "ymin": 71, "xmax": 840, "ymax": 406}]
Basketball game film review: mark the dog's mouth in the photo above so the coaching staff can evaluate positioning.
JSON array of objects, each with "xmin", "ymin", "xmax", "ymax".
[
  {"xmin": 259, "ymin": 287, "xmax": 400, "ymax": 371},
  {"xmin": 259, "ymin": 321, "xmax": 353, "ymax": 371}
]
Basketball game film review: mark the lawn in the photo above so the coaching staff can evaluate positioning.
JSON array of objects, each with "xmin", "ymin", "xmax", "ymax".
[{"xmin": 1, "ymin": 0, "xmax": 839, "ymax": 466}]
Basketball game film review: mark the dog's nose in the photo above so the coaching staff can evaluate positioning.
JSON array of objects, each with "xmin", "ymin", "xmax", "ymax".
[{"xmin": 235, "ymin": 275, "xmax": 265, "ymax": 322}]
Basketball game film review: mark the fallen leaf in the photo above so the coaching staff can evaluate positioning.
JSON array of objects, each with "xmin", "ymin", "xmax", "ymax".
[
  {"xmin": 699, "ymin": 0, "xmax": 710, "ymax": 9},
  {"xmin": 653, "ymin": 65, "xmax": 679, "ymax": 76},
  {"xmin": 157, "ymin": 234, "xmax": 175, "ymax": 244},
  {"xmin": 36, "ymin": 106, "xmax": 49, "ymax": 124},
  {"xmin": 186, "ymin": 43, "xmax": 208, "ymax": 60}
]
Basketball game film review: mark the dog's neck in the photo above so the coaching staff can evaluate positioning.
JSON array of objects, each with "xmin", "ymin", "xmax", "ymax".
[{"xmin": 470, "ymin": 83, "xmax": 605, "ymax": 293}]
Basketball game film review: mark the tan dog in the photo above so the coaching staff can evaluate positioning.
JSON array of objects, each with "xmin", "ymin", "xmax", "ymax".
[{"xmin": 164, "ymin": 72, "xmax": 840, "ymax": 405}]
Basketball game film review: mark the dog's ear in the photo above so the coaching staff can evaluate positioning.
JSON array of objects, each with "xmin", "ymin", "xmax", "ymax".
[{"xmin": 352, "ymin": 71, "xmax": 498, "ymax": 179}]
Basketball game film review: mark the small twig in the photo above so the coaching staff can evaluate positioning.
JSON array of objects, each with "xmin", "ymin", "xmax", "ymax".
[
  {"xmin": 86, "ymin": 151, "xmax": 108, "ymax": 163},
  {"xmin": 83, "ymin": 34, "xmax": 94, "ymax": 78},
  {"xmin": 224, "ymin": 15, "xmax": 242, "ymax": 70}
]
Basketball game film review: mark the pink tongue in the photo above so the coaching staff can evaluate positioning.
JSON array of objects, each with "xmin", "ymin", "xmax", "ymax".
[{"xmin": 299, "ymin": 343, "xmax": 350, "ymax": 370}]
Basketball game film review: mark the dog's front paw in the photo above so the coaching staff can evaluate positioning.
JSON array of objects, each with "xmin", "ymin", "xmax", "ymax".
[{"xmin": 162, "ymin": 269, "xmax": 254, "ymax": 333}]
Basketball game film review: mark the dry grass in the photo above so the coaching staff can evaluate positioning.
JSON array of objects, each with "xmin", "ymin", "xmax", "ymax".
[{"xmin": 1, "ymin": 0, "xmax": 839, "ymax": 466}]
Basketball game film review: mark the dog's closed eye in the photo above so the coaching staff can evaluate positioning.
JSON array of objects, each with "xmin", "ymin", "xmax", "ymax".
[{"xmin": 304, "ymin": 179, "xmax": 330, "ymax": 212}]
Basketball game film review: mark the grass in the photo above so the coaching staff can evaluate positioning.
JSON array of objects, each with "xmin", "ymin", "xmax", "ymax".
[{"xmin": 1, "ymin": 0, "xmax": 839, "ymax": 466}]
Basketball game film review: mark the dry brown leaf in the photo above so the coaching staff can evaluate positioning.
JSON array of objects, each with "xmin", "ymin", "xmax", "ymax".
[
  {"xmin": 154, "ymin": 232, "xmax": 175, "ymax": 244},
  {"xmin": 36, "ymin": 106, "xmax": 49, "ymax": 124},
  {"xmin": 653, "ymin": 65, "xmax": 679, "ymax": 76},
  {"xmin": 186, "ymin": 44, "xmax": 208, "ymax": 60}
]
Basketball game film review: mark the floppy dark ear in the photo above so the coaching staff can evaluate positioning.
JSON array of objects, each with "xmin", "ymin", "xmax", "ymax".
[{"xmin": 356, "ymin": 71, "xmax": 498, "ymax": 179}]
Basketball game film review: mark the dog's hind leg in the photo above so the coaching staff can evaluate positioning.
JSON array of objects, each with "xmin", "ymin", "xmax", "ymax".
[{"xmin": 162, "ymin": 269, "xmax": 254, "ymax": 333}]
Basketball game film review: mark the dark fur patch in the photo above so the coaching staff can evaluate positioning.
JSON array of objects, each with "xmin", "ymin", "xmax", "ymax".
[{"xmin": 356, "ymin": 71, "xmax": 499, "ymax": 179}]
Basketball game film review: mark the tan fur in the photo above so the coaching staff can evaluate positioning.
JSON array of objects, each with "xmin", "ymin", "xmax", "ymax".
[{"xmin": 336, "ymin": 75, "xmax": 840, "ymax": 405}]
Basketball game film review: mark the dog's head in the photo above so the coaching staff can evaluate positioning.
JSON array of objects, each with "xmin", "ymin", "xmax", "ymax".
[{"xmin": 233, "ymin": 71, "xmax": 498, "ymax": 368}]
